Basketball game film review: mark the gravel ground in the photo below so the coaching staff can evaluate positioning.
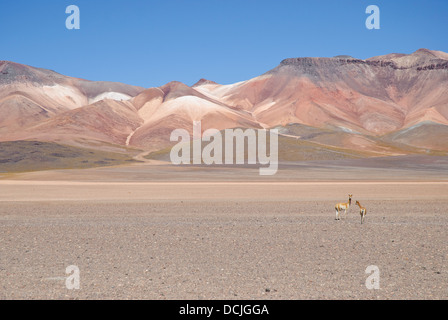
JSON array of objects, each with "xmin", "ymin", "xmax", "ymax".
[{"xmin": 1, "ymin": 199, "xmax": 447, "ymax": 300}]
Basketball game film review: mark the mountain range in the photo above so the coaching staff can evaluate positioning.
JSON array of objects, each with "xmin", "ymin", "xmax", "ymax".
[{"xmin": 1, "ymin": 48, "xmax": 448, "ymax": 163}]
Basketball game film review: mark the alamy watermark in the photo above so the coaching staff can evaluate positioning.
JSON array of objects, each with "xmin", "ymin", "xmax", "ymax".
[
  {"xmin": 170, "ymin": 121, "xmax": 279, "ymax": 175},
  {"xmin": 66, "ymin": 5, "xmax": 80, "ymax": 30},
  {"xmin": 365, "ymin": 5, "xmax": 380, "ymax": 30},
  {"xmin": 64, "ymin": 5, "xmax": 379, "ymax": 30},
  {"xmin": 65, "ymin": 265, "xmax": 80, "ymax": 290},
  {"xmin": 44, "ymin": 265, "xmax": 80, "ymax": 289},
  {"xmin": 365, "ymin": 265, "xmax": 380, "ymax": 290}
]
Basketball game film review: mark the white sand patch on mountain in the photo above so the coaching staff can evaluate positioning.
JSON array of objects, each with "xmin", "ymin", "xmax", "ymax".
[
  {"xmin": 137, "ymin": 95, "xmax": 164, "ymax": 122},
  {"xmin": 42, "ymin": 84, "xmax": 88, "ymax": 109},
  {"xmin": 147, "ymin": 95, "xmax": 232, "ymax": 124},
  {"xmin": 89, "ymin": 92, "xmax": 132, "ymax": 104},
  {"xmin": 194, "ymin": 80, "xmax": 245, "ymax": 100}
]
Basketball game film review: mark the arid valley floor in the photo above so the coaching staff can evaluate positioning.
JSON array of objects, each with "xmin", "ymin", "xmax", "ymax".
[{"xmin": 1, "ymin": 157, "xmax": 448, "ymax": 299}]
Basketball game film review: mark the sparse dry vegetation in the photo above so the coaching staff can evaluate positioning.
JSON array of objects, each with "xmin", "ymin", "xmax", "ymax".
[{"xmin": 0, "ymin": 140, "xmax": 140, "ymax": 173}]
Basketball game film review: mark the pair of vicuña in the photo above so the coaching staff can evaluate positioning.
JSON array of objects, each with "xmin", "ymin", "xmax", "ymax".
[{"xmin": 335, "ymin": 194, "xmax": 367, "ymax": 224}]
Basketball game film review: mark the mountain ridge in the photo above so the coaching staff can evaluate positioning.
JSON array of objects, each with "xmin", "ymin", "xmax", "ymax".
[{"xmin": 1, "ymin": 49, "xmax": 447, "ymax": 157}]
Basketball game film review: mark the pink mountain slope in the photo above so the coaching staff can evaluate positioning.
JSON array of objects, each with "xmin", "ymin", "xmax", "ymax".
[{"xmin": 1, "ymin": 49, "xmax": 447, "ymax": 154}]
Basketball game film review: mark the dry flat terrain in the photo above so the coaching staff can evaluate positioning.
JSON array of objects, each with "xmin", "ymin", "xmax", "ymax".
[{"xmin": 1, "ymin": 159, "xmax": 448, "ymax": 300}]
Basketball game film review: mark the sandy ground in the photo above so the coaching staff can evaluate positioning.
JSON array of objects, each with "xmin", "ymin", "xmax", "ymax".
[{"xmin": 1, "ymin": 160, "xmax": 448, "ymax": 300}]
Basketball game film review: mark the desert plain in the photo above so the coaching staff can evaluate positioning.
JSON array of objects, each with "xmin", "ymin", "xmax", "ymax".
[{"xmin": 1, "ymin": 156, "xmax": 447, "ymax": 300}]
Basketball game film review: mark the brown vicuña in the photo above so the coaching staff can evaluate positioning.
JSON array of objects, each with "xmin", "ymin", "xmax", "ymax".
[
  {"xmin": 356, "ymin": 200, "xmax": 367, "ymax": 224},
  {"xmin": 335, "ymin": 194, "xmax": 352, "ymax": 220}
]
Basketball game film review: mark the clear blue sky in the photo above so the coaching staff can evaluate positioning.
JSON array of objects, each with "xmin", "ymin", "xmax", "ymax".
[{"xmin": 2, "ymin": 0, "xmax": 447, "ymax": 88}]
